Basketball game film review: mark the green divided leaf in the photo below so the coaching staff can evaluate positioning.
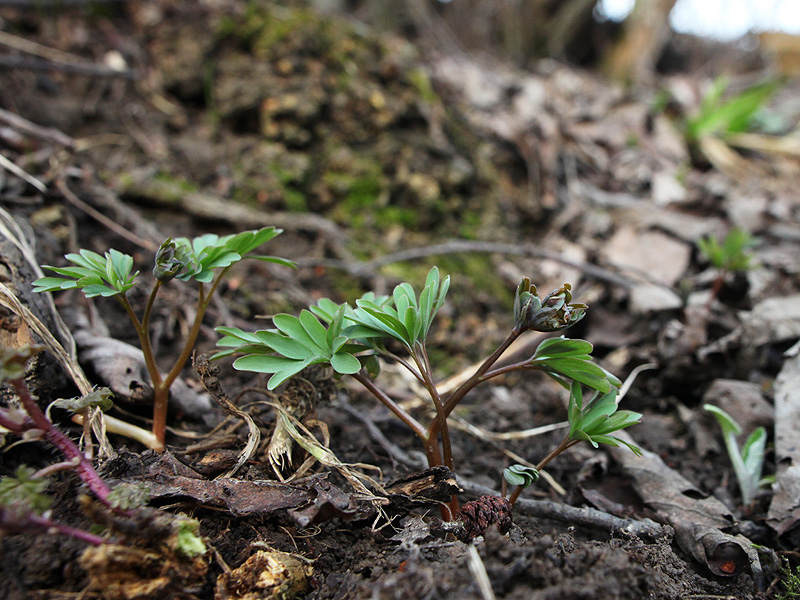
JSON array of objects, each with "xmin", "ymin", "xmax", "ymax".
[
  {"xmin": 347, "ymin": 267, "xmax": 449, "ymax": 349},
  {"xmin": 567, "ymin": 382, "xmax": 641, "ymax": 455},
  {"xmin": 33, "ymin": 248, "xmax": 138, "ymax": 298},
  {"xmin": 217, "ymin": 308, "xmax": 368, "ymax": 389},
  {"xmin": 503, "ymin": 464, "xmax": 539, "ymax": 488},
  {"xmin": 173, "ymin": 226, "xmax": 292, "ymax": 283},
  {"xmin": 534, "ymin": 337, "xmax": 594, "ymax": 358}
]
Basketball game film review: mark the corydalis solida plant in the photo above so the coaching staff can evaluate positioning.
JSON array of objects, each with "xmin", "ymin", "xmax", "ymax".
[
  {"xmin": 216, "ymin": 269, "xmax": 639, "ymax": 518},
  {"xmin": 32, "ymin": 227, "xmax": 293, "ymax": 450}
]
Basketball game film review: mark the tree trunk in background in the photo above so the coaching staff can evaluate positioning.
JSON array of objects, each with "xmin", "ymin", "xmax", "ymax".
[
  {"xmin": 306, "ymin": 0, "xmax": 667, "ymax": 73},
  {"xmin": 603, "ymin": 0, "xmax": 678, "ymax": 82}
]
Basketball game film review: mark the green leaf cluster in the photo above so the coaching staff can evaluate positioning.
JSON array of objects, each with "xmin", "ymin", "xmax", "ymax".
[
  {"xmin": 530, "ymin": 338, "xmax": 620, "ymax": 393},
  {"xmin": 704, "ymin": 404, "xmax": 768, "ymax": 506},
  {"xmin": 0, "ymin": 466, "xmax": 52, "ymax": 514},
  {"xmin": 348, "ymin": 267, "xmax": 450, "ymax": 350},
  {"xmin": 168, "ymin": 226, "xmax": 293, "ymax": 283},
  {"xmin": 216, "ymin": 304, "xmax": 363, "ymax": 389},
  {"xmin": 567, "ymin": 382, "xmax": 641, "ymax": 454},
  {"xmin": 503, "ymin": 464, "xmax": 539, "ymax": 488},
  {"xmin": 687, "ymin": 77, "xmax": 779, "ymax": 143},
  {"xmin": 214, "ymin": 267, "xmax": 450, "ymax": 388},
  {"xmin": 697, "ymin": 228, "xmax": 756, "ymax": 272},
  {"xmin": 33, "ymin": 227, "xmax": 294, "ymax": 297},
  {"xmin": 33, "ymin": 248, "xmax": 138, "ymax": 298}
]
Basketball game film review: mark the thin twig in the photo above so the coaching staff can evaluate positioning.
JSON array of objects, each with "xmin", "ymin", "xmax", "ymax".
[
  {"xmin": 57, "ymin": 179, "xmax": 159, "ymax": 252},
  {"xmin": 0, "ymin": 107, "xmax": 75, "ymax": 148},
  {"xmin": 0, "ymin": 56, "xmax": 138, "ymax": 79},
  {"xmin": 0, "ymin": 153, "xmax": 47, "ymax": 192},
  {"xmin": 296, "ymin": 240, "xmax": 634, "ymax": 288},
  {"xmin": 0, "ymin": 30, "xmax": 86, "ymax": 64},
  {"xmin": 458, "ymin": 477, "xmax": 669, "ymax": 540}
]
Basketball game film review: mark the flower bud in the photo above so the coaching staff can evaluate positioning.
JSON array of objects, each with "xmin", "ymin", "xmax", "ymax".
[
  {"xmin": 515, "ymin": 282, "xmax": 587, "ymax": 332},
  {"xmin": 153, "ymin": 238, "xmax": 189, "ymax": 282}
]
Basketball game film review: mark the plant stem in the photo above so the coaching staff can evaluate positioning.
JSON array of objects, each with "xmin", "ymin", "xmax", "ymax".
[
  {"xmin": 0, "ymin": 507, "xmax": 107, "ymax": 546},
  {"xmin": 508, "ymin": 435, "xmax": 579, "ymax": 506},
  {"xmin": 441, "ymin": 329, "xmax": 521, "ymax": 419},
  {"xmin": 352, "ymin": 371, "xmax": 428, "ymax": 444},
  {"xmin": 9, "ymin": 376, "xmax": 113, "ymax": 506},
  {"xmin": 117, "ymin": 291, "xmax": 168, "ymax": 450},
  {"xmin": 385, "ymin": 350, "xmax": 425, "ymax": 385},
  {"xmin": 141, "ymin": 280, "xmax": 163, "ymax": 343},
  {"xmin": 424, "ymin": 329, "xmax": 522, "ymax": 465},
  {"xmin": 705, "ymin": 272, "xmax": 726, "ymax": 310},
  {"xmin": 482, "ymin": 359, "xmax": 533, "ymax": 380},
  {"xmin": 116, "ymin": 293, "xmax": 162, "ymax": 389},
  {"xmin": 119, "ymin": 268, "xmax": 227, "ymax": 451},
  {"xmin": 414, "ymin": 344, "xmax": 454, "ymax": 472},
  {"xmin": 163, "ymin": 280, "xmax": 212, "ymax": 391}
]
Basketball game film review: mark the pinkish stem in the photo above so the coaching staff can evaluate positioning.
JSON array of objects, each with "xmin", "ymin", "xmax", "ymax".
[{"xmin": 9, "ymin": 377, "xmax": 113, "ymax": 507}]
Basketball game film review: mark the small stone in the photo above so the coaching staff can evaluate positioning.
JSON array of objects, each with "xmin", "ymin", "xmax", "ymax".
[
  {"xmin": 629, "ymin": 283, "xmax": 683, "ymax": 314},
  {"xmin": 602, "ymin": 228, "xmax": 690, "ymax": 286},
  {"xmin": 652, "ymin": 171, "xmax": 686, "ymax": 206}
]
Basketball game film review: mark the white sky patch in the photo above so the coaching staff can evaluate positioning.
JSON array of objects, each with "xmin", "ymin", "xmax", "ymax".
[{"xmin": 598, "ymin": 0, "xmax": 800, "ymax": 40}]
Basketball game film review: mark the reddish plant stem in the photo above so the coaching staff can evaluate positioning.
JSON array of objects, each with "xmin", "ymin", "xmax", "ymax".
[
  {"xmin": 441, "ymin": 329, "xmax": 521, "ymax": 419},
  {"xmin": 116, "ymin": 268, "xmax": 228, "ymax": 451},
  {"xmin": 414, "ymin": 344, "xmax": 454, "ymax": 472},
  {"xmin": 9, "ymin": 377, "xmax": 113, "ymax": 507},
  {"xmin": 0, "ymin": 507, "xmax": 107, "ymax": 545},
  {"xmin": 426, "ymin": 330, "xmax": 521, "ymax": 459},
  {"xmin": 704, "ymin": 272, "xmax": 726, "ymax": 310},
  {"xmin": 508, "ymin": 435, "xmax": 579, "ymax": 506},
  {"xmin": 385, "ymin": 351, "xmax": 425, "ymax": 385},
  {"xmin": 352, "ymin": 371, "xmax": 428, "ymax": 444}
]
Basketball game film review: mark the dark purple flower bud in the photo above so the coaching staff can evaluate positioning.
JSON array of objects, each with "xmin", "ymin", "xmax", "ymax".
[
  {"xmin": 153, "ymin": 238, "xmax": 189, "ymax": 282},
  {"xmin": 516, "ymin": 282, "xmax": 587, "ymax": 332}
]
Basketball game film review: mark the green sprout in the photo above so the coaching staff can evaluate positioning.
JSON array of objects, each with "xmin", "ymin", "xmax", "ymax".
[
  {"xmin": 686, "ymin": 77, "xmax": 779, "ymax": 146},
  {"xmin": 697, "ymin": 228, "xmax": 757, "ymax": 306},
  {"xmin": 215, "ymin": 268, "xmax": 639, "ymax": 518},
  {"xmin": 504, "ymin": 382, "xmax": 641, "ymax": 506},
  {"xmin": 174, "ymin": 518, "xmax": 207, "ymax": 558},
  {"xmin": 0, "ymin": 466, "xmax": 52, "ymax": 515},
  {"xmin": 704, "ymin": 404, "xmax": 770, "ymax": 506},
  {"xmin": 33, "ymin": 227, "xmax": 293, "ymax": 451},
  {"xmin": 698, "ymin": 228, "xmax": 756, "ymax": 273},
  {"xmin": 777, "ymin": 559, "xmax": 800, "ymax": 600}
]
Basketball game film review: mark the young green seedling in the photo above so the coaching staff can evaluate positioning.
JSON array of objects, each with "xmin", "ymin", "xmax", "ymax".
[
  {"xmin": 215, "ymin": 268, "xmax": 639, "ymax": 519},
  {"xmin": 685, "ymin": 76, "xmax": 778, "ymax": 147},
  {"xmin": 32, "ymin": 227, "xmax": 293, "ymax": 450},
  {"xmin": 697, "ymin": 227, "xmax": 757, "ymax": 306},
  {"xmin": 503, "ymin": 382, "xmax": 641, "ymax": 505},
  {"xmin": 704, "ymin": 404, "xmax": 769, "ymax": 506}
]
